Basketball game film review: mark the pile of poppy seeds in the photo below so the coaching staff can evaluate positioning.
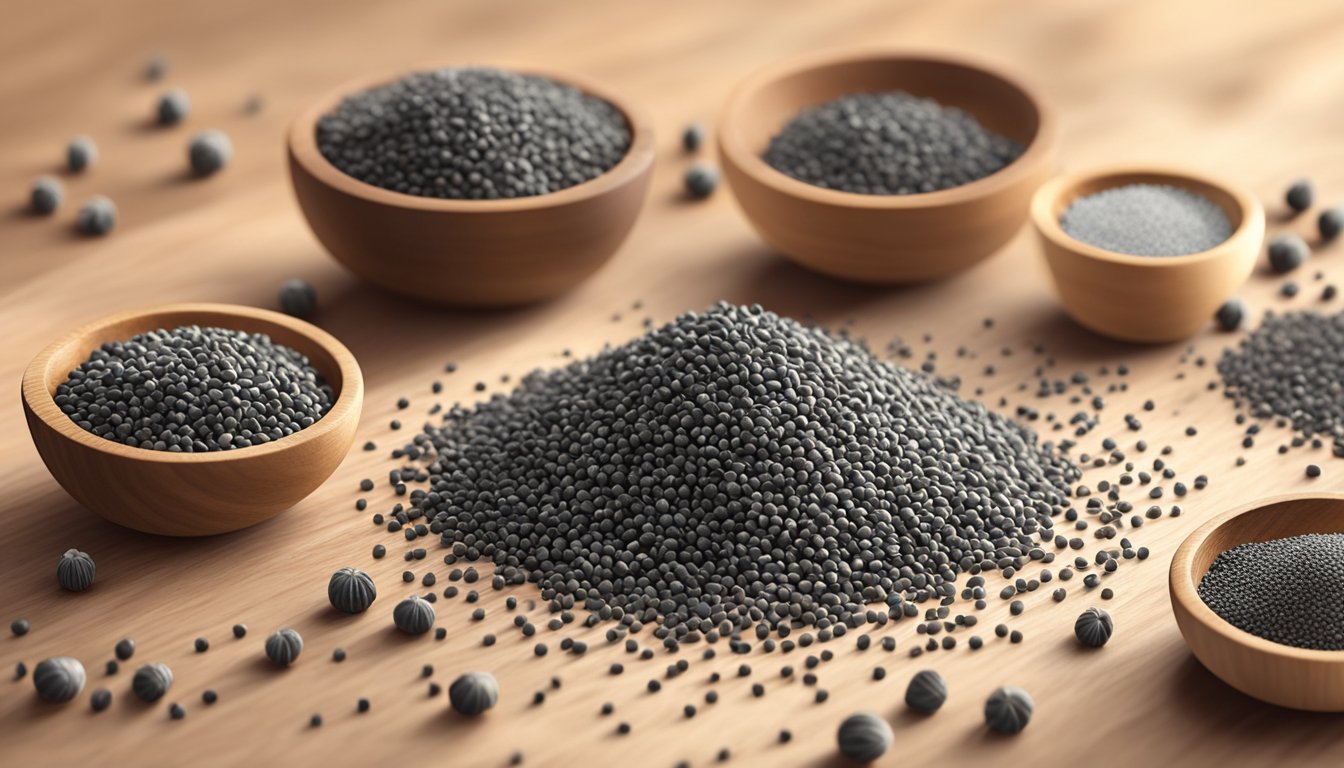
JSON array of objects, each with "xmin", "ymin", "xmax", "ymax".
[
  {"xmin": 408, "ymin": 303, "xmax": 1080, "ymax": 641},
  {"xmin": 762, "ymin": 91, "xmax": 1022, "ymax": 195},
  {"xmin": 1061, "ymin": 184, "xmax": 1233, "ymax": 257},
  {"xmin": 1198, "ymin": 534, "xmax": 1344, "ymax": 650},
  {"xmin": 55, "ymin": 326, "xmax": 332, "ymax": 452},
  {"xmin": 316, "ymin": 67, "xmax": 630, "ymax": 200}
]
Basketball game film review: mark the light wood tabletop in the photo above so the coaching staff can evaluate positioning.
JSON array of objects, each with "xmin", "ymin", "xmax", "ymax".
[{"xmin": 3, "ymin": 1, "xmax": 1344, "ymax": 765}]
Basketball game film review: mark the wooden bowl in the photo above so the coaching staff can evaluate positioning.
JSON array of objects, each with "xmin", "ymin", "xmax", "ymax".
[
  {"xmin": 717, "ymin": 49, "xmax": 1056, "ymax": 284},
  {"xmin": 21, "ymin": 304, "xmax": 363, "ymax": 537},
  {"xmin": 287, "ymin": 66, "xmax": 655, "ymax": 307},
  {"xmin": 1170, "ymin": 493, "xmax": 1344, "ymax": 711},
  {"xmin": 1032, "ymin": 166, "xmax": 1265, "ymax": 343}
]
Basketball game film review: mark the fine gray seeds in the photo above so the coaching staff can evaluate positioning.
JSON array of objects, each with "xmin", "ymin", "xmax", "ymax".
[
  {"xmin": 684, "ymin": 164, "xmax": 719, "ymax": 199},
  {"xmin": 416, "ymin": 303, "xmax": 1078, "ymax": 640},
  {"xmin": 1198, "ymin": 533, "xmax": 1344, "ymax": 650},
  {"xmin": 763, "ymin": 91, "xmax": 1021, "ymax": 195},
  {"xmin": 131, "ymin": 663, "xmax": 173, "ymax": 702},
  {"xmin": 1286, "ymin": 179, "xmax": 1314, "ymax": 213},
  {"xmin": 448, "ymin": 671, "xmax": 499, "ymax": 716},
  {"xmin": 279, "ymin": 278, "xmax": 317, "ymax": 319},
  {"xmin": 836, "ymin": 712, "xmax": 892, "ymax": 763},
  {"xmin": 317, "ymin": 67, "xmax": 630, "ymax": 200},
  {"xmin": 1073, "ymin": 607, "xmax": 1114, "ymax": 648},
  {"xmin": 56, "ymin": 548, "xmax": 96, "ymax": 592},
  {"xmin": 157, "ymin": 88, "xmax": 191, "ymax": 125},
  {"xmin": 393, "ymin": 595, "xmax": 436, "ymax": 635},
  {"xmin": 188, "ymin": 130, "xmax": 233, "ymax": 176},
  {"xmin": 56, "ymin": 325, "xmax": 333, "ymax": 452},
  {"xmin": 67, "ymin": 135, "xmax": 97, "ymax": 172},
  {"xmin": 1060, "ymin": 184, "xmax": 1232, "ymax": 257},
  {"xmin": 328, "ymin": 567, "xmax": 377, "ymax": 614},
  {"xmin": 984, "ymin": 686, "xmax": 1034, "ymax": 734},
  {"xmin": 1218, "ymin": 310, "xmax": 1344, "ymax": 456},
  {"xmin": 30, "ymin": 176, "xmax": 63, "ymax": 214},
  {"xmin": 265, "ymin": 628, "xmax": 304, "ymax": 667},
  {"xmin": 75, "ymin": 196, "xmax": 117, "ymax": 236},
  {"xmin": 1268, "ymin": 234, "xmax": 1309, "ymax": 274},
  {"xmin": 33, "ymin": 657, "xmax": 86, "ymax": 702},
  {"xmin": 1215, "ymin": 298, "xmax": 1247, "ymax": 332},
  {"xmin": 904, "ymin": 669, "xmax": 947, "ymax": 714}
]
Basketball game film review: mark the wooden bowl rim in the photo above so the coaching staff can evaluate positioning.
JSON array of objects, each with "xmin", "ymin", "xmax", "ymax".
[
  {"xmin": 1169, "ymin": 491, "xmax": 1344, "ymax": 665},
  {"xmin": 21, "ymin": 302, "xmax": 363, "ymax": 465},
  {"xmin": 717, "ymin": 47, "xmax": 1057, "ymax": 210},
  {"xmin": 1030, "ymin": 165, "xmax": 1265, "ymax": 267},
  {"xmin": 288, "ymin": 63, "xmax": 655, "ymax": 213}
]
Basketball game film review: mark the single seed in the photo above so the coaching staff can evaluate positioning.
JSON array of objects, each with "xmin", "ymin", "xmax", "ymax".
[
  {"xmin": 836, "ymin": 712, "xmax": 893, "ymax": 762},
  {"xmin": 30, "ymin": 176, "xmax": 63, "ymax": 214},
  {"xmin": 449, "ymin": 671, "xmax": 499, "ymax": 716},
  {"xmin": 33, "ymin": 657, "xmax": 86, "ymax": 702},
  {"xmin": 683, "ymin": 164, "xmax": 720, "ymax": 199},
  {"xmin": 265, "ymin": 629, "xmax": 304, "ymax": 667},
  {"xmin": 279, "ymin": 279, "xmax": 318, "ymax": 319},
  {"xmin": 188, "ymin": 130, "xmax": 232, "ymax": 176},
  {"xmin": 131, "ymin": 663, "xmax": 173, "ymax": 702},
  {"xmin": 75, "ymin": 196, "xmax": 117, "ymax": 236},
  {"xmin": 67, "ymin": 135, "xmax": 97, "ymax": 172},
  {"xmin": 1074, "ymin": 607, "xmax": 1114, "ymax": 647},
  {"xmin": 1286, "ymin": 179, "xmax": 1315, "ymax": 213},
  {"xmin": 90, "ymin": 688, "xmax": 112, "ymax": 712},
  {"xmin": 904, "ymin": 669, "xmax": 947, "ymax": 714},
  {"xmin": 984, "ymin": 686, "xmax": 1034, "ymax": 734},
  {"xmin": 157, "ymin": 88, "xmax": 191, "ymax": 125}
]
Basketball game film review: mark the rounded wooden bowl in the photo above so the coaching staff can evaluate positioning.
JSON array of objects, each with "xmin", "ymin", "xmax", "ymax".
[
  {"xmin": 1032, "ymin": 166, "xmax": 1265, "ymax": 343},
  {"xmin": 287, "ymin": 66, "xmax": 655, "ymax": 307},
  {"xmin": 21, "ymin": 304, "xmax": 363, "ymax": 537},
  {"xmin": 717, "ymin": 49, "xmax": 1057, "ymax": 284},
  {"xmin": 1170, "ymin": 493, "xmax": 1344, "ymax": 711}
]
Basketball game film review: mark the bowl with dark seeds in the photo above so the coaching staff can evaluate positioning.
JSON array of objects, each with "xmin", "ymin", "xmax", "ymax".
[
  {"xmin": 287, "ymin": 64, "xmax": 654, "ymax": 307},
  {"xmin": 1031, "ymin": 166, "xmax": 1264, "ymax": 343},
  {"xmin": 718, "ymin": 49, "xmax": 1056, "ymax": 284},
  {"xmin": 22, "ymin": 303, "xmax": 363, "ymax": 536},
  {"xmin": 1170, "ymin": 492, "xmax": 1344, "ymax": 711}
]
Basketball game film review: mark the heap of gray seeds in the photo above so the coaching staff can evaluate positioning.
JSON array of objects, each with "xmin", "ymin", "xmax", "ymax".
[
  {"xmin": 1198, "ymin": 533, "xmax": 1344, "ymax": 650},
  {"xmin": 1060, "ymin": 184, "xmax": 1233, "ymax": 257},
  {"xmin": 762, "ymin": 91, "xmax": 1021, "ymax": 195},
  {"xmin": 1217, "ymin": 310, "xmax": 1344, "ymax": 457},
  {"xmin": 316, "ymin": 67, "xmax": 630, "ymax": 200},
  {"xmin": 413, "ymin": 303, "xmax": 1078, "ymax": 640},
  {"xmin": 56, "ymin": 325, "xmax": 333, "ymax": 452}
]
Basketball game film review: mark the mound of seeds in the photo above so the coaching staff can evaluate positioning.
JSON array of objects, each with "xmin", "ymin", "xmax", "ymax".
[
  {"xmin": 1198, "ymin": 533, "xmax": 1344, "ymax": 650},
  {"xmin": 56, "ymin": 326, "xmax": 333, "ymax": 452},
  {"xmin": 1217, "ymin": 311, "xmax": 1344, "ymax": 457},
  {"xmin": 1060, "ymin": 184, "xmax": 1233, "ymax": 257},
  {"xmin": 412, "ymin": 303, "xmax": 1078, "ymax": 640},
  {"xmin": 762, "ymin": 91, "xmax": 1022, "ymax": 195},
  {"xmin": 316, "ymin": 67, "xmax": 630, "ymax": 200}
]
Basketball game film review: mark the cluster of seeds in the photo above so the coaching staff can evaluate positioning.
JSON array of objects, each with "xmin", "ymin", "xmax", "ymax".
[
  {"xmin": 316, "ymin": 67, "xmax": 630, "ymax": 200},
  {"xmin": 1198, "ymin": 533, "xmax": 1344, "ymax": 650},
  {"xmin": 762, "ymin": 91, "xmax": 1022, "ymax": 195},
  {"xmin": 1060, "ymin": 184, "xmax": 1233, "ymax": 257},
  {"xmin": 56, "ymin": 325, "xmax": 333, "ymax": 452}
]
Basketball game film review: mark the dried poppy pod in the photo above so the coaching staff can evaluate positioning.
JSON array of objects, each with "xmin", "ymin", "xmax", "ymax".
[
  {"xmin": 33, "ymin": 657, "xmax": 86, "ymax": 702},
  {"xmin": 393, "ymin": 595, "xmax": 435, "ymax": 635},
  {"xmin": 131, "ymin": 663, "xmax": 174, "ymax": 702},
  {"xmin": 984, "ymin": 686, "xmax": 1034, "ymax": 734},
  {"xmin": 448, "ymin": 671, "xmax": 499, "ymax": 716},
  {"xmin": 265, "ymin": 628, "xmax": 304, "ymax": 667},
  {"xmin": 904, "ymin": 669, "xmax": 948, "ymax": 714},
  {"xmin": 836, "ymin": 712, "xmax": 892, "ymax": 763},
  {"xmin": 327, "ymin": 567, "xmax": 377, "ymax": 614},
  {"xmin": 56, "ymin": 548, "xmax": 96, "ymax": 592},
  {"xmin": 1074, "ymin": 607, "xmax": 1114, "ymax": 648}
]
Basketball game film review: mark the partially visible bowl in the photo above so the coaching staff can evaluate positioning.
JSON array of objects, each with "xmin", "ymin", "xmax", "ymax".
[
  {"xmin": 22, "ymin": 303, "xmax": 363, "ymax": 536},
  {"xmin": 718, "ymin": 49, "xmax": 1056, "ymax": 284},
  {"xmin": 1170, "ymin": 493, "xmax": 1344, "ymax": 711},
  {"xmin": 288, "ymin": 66, "xmax": 655, "ymax": 306},
  {"xmin": 1032, "ymin": 166, "xmax": 1264, "ymax": 343}
]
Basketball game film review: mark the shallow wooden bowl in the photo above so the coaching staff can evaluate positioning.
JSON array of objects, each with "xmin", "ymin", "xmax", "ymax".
[
  {"xmin": 717, "ymin": 49, "xmax": 1056, "ymax": 284},
  {"xmin": 1032, "ymin": 166, "xmax": 1264, "ymax": 343},
  {"xmin": 1170, "ymin": 493, "xmax": 1344, "ymax": 711},
  {"xmin": 21, "ymin": 304, "xmax": 363, "ymax": 537},
  {"xmin": 288, "ymin": 66, "xmax": 655, "ymax": 307}
]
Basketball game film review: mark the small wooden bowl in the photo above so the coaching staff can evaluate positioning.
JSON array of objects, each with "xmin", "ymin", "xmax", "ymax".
[
  {"xmin": 1032, "ymin": 166, "xmax": 1265, "ymax": 343},
  {"xmin": 718, "ymin": 49, "xmax": 1056, "ymax": 284},
  {"xmin": 1170, "ymin": 493, "xmax": 1344, "ymax": 711},
  {"xmin": 288, "ymin": 66, "xmax": 655, "ymax": 307},
  {"xmin": 21, "ymin": 304, "xmax": 363, "ymax": 537}
]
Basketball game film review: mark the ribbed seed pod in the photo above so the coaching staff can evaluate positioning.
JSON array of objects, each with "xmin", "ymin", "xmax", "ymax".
[
  {"xmin": 448, "ymin": 671, "xmax": 499, "ymax": 716},
  {"xmin": 836, "ymin": 712, "xmax": 892, "ymax": 763},
  {"xmin": 393, "ymin": 595, "xmax": 435, "ymax": 635},
  {"xmin": 328, "ymin": 567, "xmax": 377, "ymax": 614},
  {"xmin": 56, "ymin": 549, "xmax": 96, "ymax": 592},
  {"xmin": 131, "ymin": 663, "xmax": 173, "ymax": 702},
  {"xmin": 984, "ymin": 686, "xmax": 1034, "ymax": 734},
  {"xmin": 1074, "ymin": 607, "xmax": 1114, "ymax": 648},
  {"xmin": 33, "ymin": 657, "xmax": 86, "ymax": 702},
  {"xmin": 265, "ymin": 628, "xmax": 304, "ymax": 667},
  {"xmin": 904, "ymin": 669, "xmax": 948, "ymax": 714}
]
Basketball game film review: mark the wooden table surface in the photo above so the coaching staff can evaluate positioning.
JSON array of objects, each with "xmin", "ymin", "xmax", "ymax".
[{"xmin": 3, "ymin": 1, "xmax": 1344, "ymax": 765}]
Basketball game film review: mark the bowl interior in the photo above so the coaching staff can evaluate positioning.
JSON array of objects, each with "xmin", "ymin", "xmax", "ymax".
[
  {"xmin": 1186, "ymin": 496, "xmax": 1344, "ymax": 590},
  {"xmin": 1047, "ymin": 170, "xmax": 1248, "ymax": 236}
]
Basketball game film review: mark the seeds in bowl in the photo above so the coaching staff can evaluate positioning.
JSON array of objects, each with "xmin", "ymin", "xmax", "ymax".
[{"xmin": 1060, "ymin": 184, "xmax": 1232, "ymax": 257}]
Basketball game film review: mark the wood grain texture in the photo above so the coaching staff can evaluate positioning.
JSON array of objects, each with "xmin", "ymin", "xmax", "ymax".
[{"xmin": 2, "ymin": 1, "xmax": 1344, "ymax": 766}]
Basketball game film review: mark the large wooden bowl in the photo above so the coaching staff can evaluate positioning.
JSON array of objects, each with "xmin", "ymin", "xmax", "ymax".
[
  {"xmin": 1032, "ymin": 166, "xmax": 1264, "ymax": 343},
  {"xmin": 288, "ymin": 66, "xmax": 655, "ymax": 307},
  {"xmin": 21, "ymin": 304, "xmax": 363, "ymax": 536},
  {"xmin": 718, "ymin": 49, "xmax": 1056, "ymax": 284},
  {"xmin": 1170, "ymin": 493, "xmax": 1344, "ymax": 711}
]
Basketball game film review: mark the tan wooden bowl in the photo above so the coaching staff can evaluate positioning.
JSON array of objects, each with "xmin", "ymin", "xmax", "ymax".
[
  {"xmin": 21, "ymin": 304, "xmax": 363, "ymax": 537},
  {"xmin": 288, "ymin": 66, "xmax": 655, "ymax": 307},
  {"xmin": 717, "ymin": 49, "xmax": 1057, "ymax": 284},
  {"xmin": 1170, "ymin": 493, "xmax": 1344, "ymax": 711},
  {"xmin": 1032, "ymin": 166, "xmax": 1265, "ymax": 343}
]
